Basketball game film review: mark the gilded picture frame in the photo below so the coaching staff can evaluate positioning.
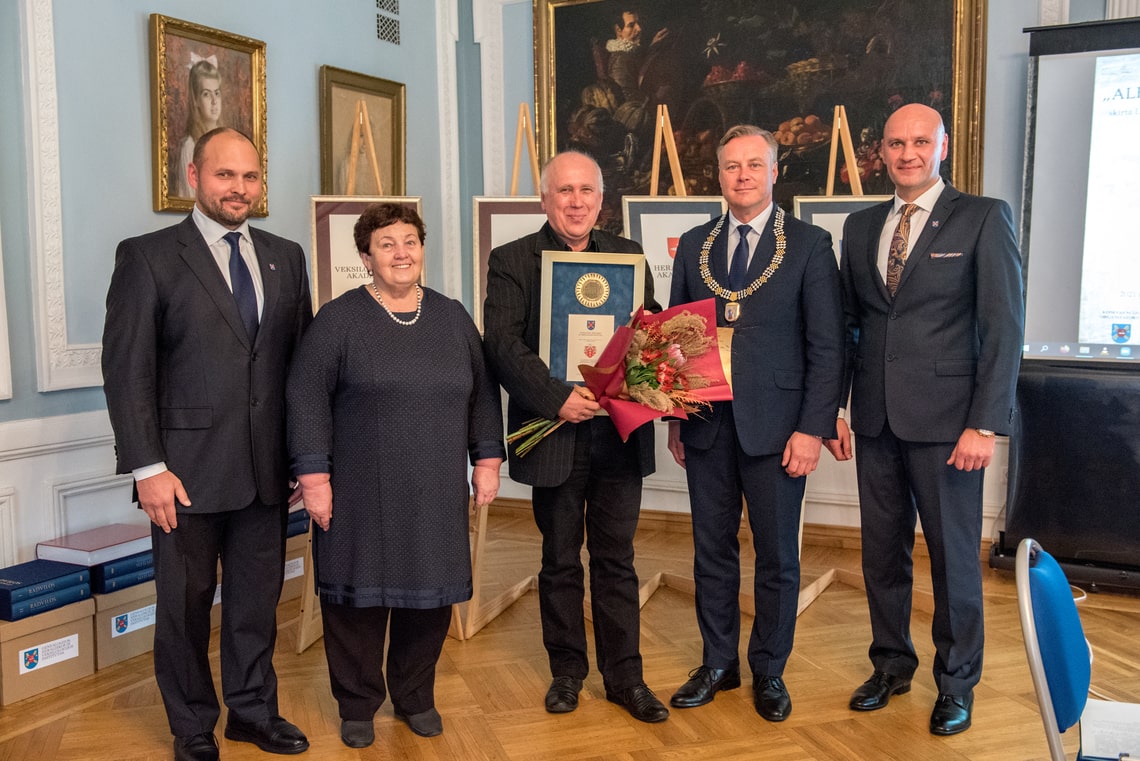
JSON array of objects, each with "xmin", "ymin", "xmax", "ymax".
[
  {"xmin": 310, "ymin": 195, "xmax": 424, "ymax": 311},
  {"xmin": 149, "ymin": 14, "xmax": 267, "ymax": 214},
  {"xmin": 534, "ymin": 0, "xmax": 986, "ymax": 233},
  {"xmin": 319, "ymin": 66, "xmax": 406, "ymax": 196}
]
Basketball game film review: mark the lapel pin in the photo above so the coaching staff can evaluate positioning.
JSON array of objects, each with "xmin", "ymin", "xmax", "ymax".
[
  {"xmin": 269, "ymin": 263, "xmax": 276, "ymax": 271},
  {"xmin": 931, "ymin": 221, "xmax": 940, "ymax": 228}
]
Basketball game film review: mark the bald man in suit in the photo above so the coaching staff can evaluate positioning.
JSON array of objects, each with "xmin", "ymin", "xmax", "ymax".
[
  {"xmin": 826, "ymin": 104, "xmax": 1024, "ymax": 737},
  {"xmin": 103, "ymin": 128, "xmax": 312, "ymax": 761}
]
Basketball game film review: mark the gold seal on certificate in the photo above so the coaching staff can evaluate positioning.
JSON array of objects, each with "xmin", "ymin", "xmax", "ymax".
[{"xmin": 574, "ymin": 272, "xmax": 610, "ymax": 308}]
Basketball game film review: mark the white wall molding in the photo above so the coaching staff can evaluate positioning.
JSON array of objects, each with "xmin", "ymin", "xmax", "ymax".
[
  {"xmin": 48, "ymin": 471, "xmax": 134, "ymax": 536},
  {"xmin": 21, "ymin": 0, "xmax": 102, "ymax": 392},
  {"xmin": 0, "ymin": 410, "xmax": 133, "ymax": 562},
  {"xmin": 473, "ymin": 0, "xmax": 529, "ymax": 196},
  {"xmin": 0, "ymin": 488, "xmax": 16, "ymax": 567},
  {"xmin": 436, "ymin": 0, "xmax": 463, "ymax": 301},
  {"xmin": 1106, "ymin": 0, "xmax": 1140, "ymax": 18},
  {"xmin": 0, "ymin": 220, "xmax": 12, "ymax": 400},
  {"xmin": 1037, "ymin": 0, "xmax": 1070, "ymax": 25}
]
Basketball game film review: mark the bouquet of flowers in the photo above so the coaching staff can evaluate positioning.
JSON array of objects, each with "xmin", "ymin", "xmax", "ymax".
[{"xmin": 508, "ymin": 298, "xmax": 732, "ymax": 456}]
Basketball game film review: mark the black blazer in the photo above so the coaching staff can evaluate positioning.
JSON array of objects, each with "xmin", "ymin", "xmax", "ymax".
[
  {"xmin": 483, "ymin": 222, "xmax": 659, "ymax": 487},
  {"xmin": 670, "ymin": 210, "xmax": 845, "ymax": 455},
  {"xmin": 102, "ymin": 215, "xmax": 313, "ymax": 512},
  {"xmin": 839, "ymin": 185, "xmax": 1024, "ymax": 441}
]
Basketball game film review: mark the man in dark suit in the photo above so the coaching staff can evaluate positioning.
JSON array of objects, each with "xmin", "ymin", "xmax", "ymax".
[
  {"xmin": 666, "ymin": 125, "xmax": 845, "ymax": 721},
  {"xmin": 482, "ymin": 150, "xmax": 668, "ymax": 723},
  {"xmin": 825, "ymin": 103, "xmax": 1024, "ymax": 736},
  {"xmin": 102, "ymin": 128, "xmax": 313, "ymax": 761}
]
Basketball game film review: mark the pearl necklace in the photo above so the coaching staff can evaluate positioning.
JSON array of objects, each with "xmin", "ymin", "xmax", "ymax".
[
  {"xmin": 698, "ymin": 207, "xmax": 787, "ymax": 322},
  {"xmin": 369, "ymin": 282, "xmax": 422, "ymax": 326}
]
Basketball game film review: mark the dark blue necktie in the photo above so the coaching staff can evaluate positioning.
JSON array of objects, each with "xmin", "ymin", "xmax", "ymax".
[
  {"xmin": 224, "ymin": 231, "xmax": 259, "ymax": 341},
  {"xmin": 729, "ymin": 223, "xmax": 751, "ymax": 291}
]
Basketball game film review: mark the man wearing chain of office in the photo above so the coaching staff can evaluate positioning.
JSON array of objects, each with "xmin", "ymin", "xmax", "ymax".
[{"xmin": 666, "ymin": 124, "xmax": 845, "ymax": 721}]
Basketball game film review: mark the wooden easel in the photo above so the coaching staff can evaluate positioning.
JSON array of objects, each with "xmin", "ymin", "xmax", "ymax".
[
  {"xmin": 648, "ymin": 104, "xmax": 686, "ymax": 196},
  {"xmin": 824, "ymin": 104, "xmax": 863, "ymax": 196},
  {"xmin": 509, "ymin": 103, "xmax": 541, "ymax": 195},
  {"xmin": 460, "ymin": 110, "xmax": 542, "ymax": 639},
  {"xmin": 345, "ymin": 98, "xmax": 384, "ymax": 195}
]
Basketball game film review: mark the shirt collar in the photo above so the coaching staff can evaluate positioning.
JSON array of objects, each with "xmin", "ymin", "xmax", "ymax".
[
  {"xmin": 192, "ymin": 205, "xmax": 253, "ymax": 248},
  {"xmin": 728, "ymin": 203, "xmax": 773, "ymax": 236},
  {"xmin": 543, "ymin": 221, "xmax": 598, "ymax": 252},
  {"xmin": 893, "ymin": 178, "xmax": 945, "ymax": 216}
]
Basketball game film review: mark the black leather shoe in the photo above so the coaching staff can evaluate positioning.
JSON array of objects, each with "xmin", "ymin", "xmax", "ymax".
[
  {"xmin": 930, "ymin": 691, "xmax": 973, "ymax": 736},
  {"xmin": 173, "ymin": 733, "xmax": 218, "ymax": 761},
  {"xmin": 394, "ymin": 706, "xmax": 443, "ymax": 737},
  {"xmin": 752, "ymin": 675, "xmax": 792, "ymax": 722},
  {"xmin": 340, "ymin": 719, "xmax": 375, "ymax": 748},
  {"xmin": 605, "ymin": 682, "xmax": 670, "ymax": 723},
  {"xmin": 545, "ymin": 675, "xmax": 583, "ymax": 713},
  {"xmin": 224, "ymin": 715, "xmax": 309, "ymax": 754},
  {"xmin": 849, "ymin": 671, "xmax": 913, "ymax": 711},
  {"xmin": 670, "ymin": 665, "xmax": 742, "ymax": 708}
]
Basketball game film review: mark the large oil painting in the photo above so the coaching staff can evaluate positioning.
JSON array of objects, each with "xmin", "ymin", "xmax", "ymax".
[{"xmin": 535, "ymin": 0, "xmax": 985, "ymax": 233}]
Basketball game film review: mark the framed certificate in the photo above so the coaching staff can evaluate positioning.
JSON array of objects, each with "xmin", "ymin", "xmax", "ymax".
[
  {"xmin": 310, "ymin": 195, "xmax": 423, "ymax": 310},
  {"xmin": 793, "ymin": 195, "xmax": 891, "ymax": 265},
  {"xmin": 539, "ymin": 251, "xmax": 645, "ymax": 383},
  {"xmin": 622, "ymin": 196, "xmax": 726, "ymax": 308},
  {"xmin": 472, "ymin": 196, "xmax": 546, "ymax": 331}
]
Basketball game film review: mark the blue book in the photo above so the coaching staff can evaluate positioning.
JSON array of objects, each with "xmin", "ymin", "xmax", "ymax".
[
  {"xmin": 94, "ymin": 565, "xmax": 156, "ymax": 594},
  {"xmin": 286, "ymin": 515, "xmax": 311, "ymax": 537},
  {"xmin": 1, "ymin": 582, "xmax": 91, "ymax": 621},
  {"xmin": 91, "ymin": 551, "xmax": 154, "ymax": 586},
  {"xmin": 0, "ymin": 559, "xmax": 91, "ymax": 606}
]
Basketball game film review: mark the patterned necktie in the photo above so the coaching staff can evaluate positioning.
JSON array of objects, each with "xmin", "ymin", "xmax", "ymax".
[
  {"xmin": 886, "ymin": 203, "xmax": 918, "ymax": 296},
  {"xmin": 729, "ymin": 223, "xmax": 751, "ymax": 291},
  {"xmin": 224, "ymin": 231, "xmax": 259, "ymax": 341}
]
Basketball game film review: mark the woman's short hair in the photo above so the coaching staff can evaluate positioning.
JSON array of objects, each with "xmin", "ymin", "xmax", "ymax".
[{"xmin": 353, "ymin": 203, "xmax": 426, "ymax": 254}]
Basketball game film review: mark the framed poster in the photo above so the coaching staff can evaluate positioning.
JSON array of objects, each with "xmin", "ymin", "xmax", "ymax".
[
  {"xmin": 472, "ymin": 196, "xmax": 547, "ymax": 330},
  {"xmin": 534, "ymin": 0, "xmax": 984, "ymax": 233},
  {"xmin": 622, "ymin": 195, "xmax": 727, "ymax": 307},
  {"xmin": 793, "ymin": 194, "xmax": 892, "ymax": 264},
  {"xmin": 150, "ymin": 14, "xmax": 266, "ymax": 214},
  {"xmin": 539, "ymin": 251, "xmax": 645, "ymax": 383},
  {"xmin": 319, "ymin": 66, "xmax": 406, "ymax": 196},
  {"xmin": 310, "ymin": 196, "xmax": 423, "ymax": 311}
]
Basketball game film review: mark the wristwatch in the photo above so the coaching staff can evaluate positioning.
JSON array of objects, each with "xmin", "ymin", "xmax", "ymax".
[{"xmin": 974, "ymin": 428, "xmax": 995, "ymax": 438}]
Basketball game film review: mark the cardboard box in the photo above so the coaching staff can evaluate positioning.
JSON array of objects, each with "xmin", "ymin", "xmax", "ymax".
[
  {"xmin": 279, "ymin": 533, "xmax": 308, "ymax": 603},
  {"xmin": 0, "ymin": 598, "xmax": 95, "ymax": 705},
  {"xmin": 93, "ymin": 581, "xmax": 156, "ymax": 669}
]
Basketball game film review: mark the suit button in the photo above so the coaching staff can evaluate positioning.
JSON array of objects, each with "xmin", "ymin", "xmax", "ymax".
[
  {"xmin": 889, "ymin": 312, "xmax": 898, "ymax": 320},
  {"xmin": 251, "ymin": 352, "xmax": 258, "ymax": 361},
  {"xmin": 887, "ymin": 354, "xmax": 896, "ymax": 362},
  {"xmin": 251, "ymin": 398, "xmax": 260, "ymax": 407}
]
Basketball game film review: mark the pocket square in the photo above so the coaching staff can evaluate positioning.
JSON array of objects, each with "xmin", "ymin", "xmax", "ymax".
[{"xmin": 930, "ymin": 252, "xmax": 963, "ymax": 259}]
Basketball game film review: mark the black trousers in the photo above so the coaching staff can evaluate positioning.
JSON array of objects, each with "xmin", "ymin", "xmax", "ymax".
[
  {"xmin": 684, "ymin": 405, "xmax": 804, "ymax": 678},
  {"xmin": 151, "ymin": 500, "xmax": 287, "ymax": 737},
  {"xmin": 855, "ymin": 423, "xmax": 986, "ymax": 696},
  {"xmin": 531, "ymin": 418, "xmax": 644, "ymax": 691},
  {"xmin": 320, "ymin": 602, "xmax": 452, "ymax": 720}
]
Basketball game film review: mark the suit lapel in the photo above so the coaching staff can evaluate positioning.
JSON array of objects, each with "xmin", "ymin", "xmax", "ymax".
[
  {"xmin": 896, "ymin": 184, "xmax": 959, "ymax": 295},
  {"xmin": 744, "ymin": 210, "xmax": 777, "ymax": 283},
  {"xmin": 176, "ymin": 217, "xmax": 253, "ymax": 349},
  {"xmin": 251, "ymin": 229, "xmax": 279, "ymax": 348},
  {"xmin": 866, "ymin": 203, "xmax": 892, "ymax": 301},
  {"xmin": 711, "ymin": 218, "xmax": 730, "ymax": 284}
]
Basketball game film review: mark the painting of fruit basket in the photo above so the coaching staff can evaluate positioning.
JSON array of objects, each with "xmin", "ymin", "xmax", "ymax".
[{"xmin": 534, "ymin": 0, "xmax": 985, "ymax": 234}]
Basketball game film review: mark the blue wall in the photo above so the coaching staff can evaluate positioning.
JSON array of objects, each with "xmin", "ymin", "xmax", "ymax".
[{"xmin": 0, "ymin": 0, "xmax": 439, "ymax": 422}]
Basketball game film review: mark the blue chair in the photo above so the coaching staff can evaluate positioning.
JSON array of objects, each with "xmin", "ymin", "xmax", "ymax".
[
  {"xmin": 1015, "ymin": 537, "xmax": 1140, "ymax": 761},
  {"xmin": 1015, "ymin": 538, "xmax": 1090, "ymax": 760}
]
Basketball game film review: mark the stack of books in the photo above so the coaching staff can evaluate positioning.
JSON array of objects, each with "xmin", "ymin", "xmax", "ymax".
[
  {"xmin": 0, "ymin": 559, "xmax": 92, "ymax": 621},
  {"xmin": 36, "ymin": 524, "xmax": 154, "ymax": 594},
  {"xmin": 286, "ymin": 508, "xmax": 311, "ymax": 538}
]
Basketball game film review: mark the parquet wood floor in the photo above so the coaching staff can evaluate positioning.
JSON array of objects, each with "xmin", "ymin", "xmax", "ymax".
[{"xmin": 1, "ymin": 507, "xmax": 1137, "ymax": 760}]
